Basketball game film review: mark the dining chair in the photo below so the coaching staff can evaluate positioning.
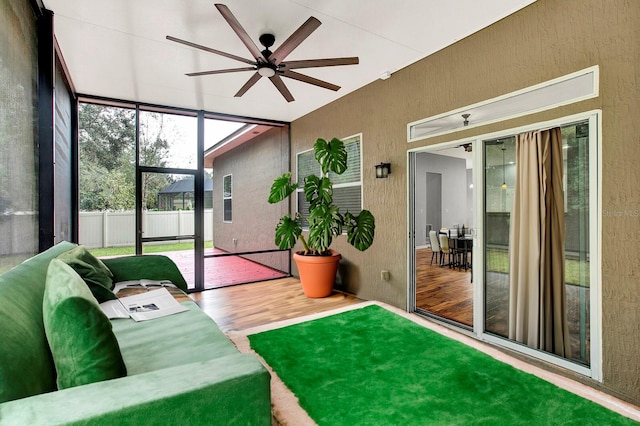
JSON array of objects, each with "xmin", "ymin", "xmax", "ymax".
[
  {"xmin": 428, "ymin": 230, "xmax": 440, "ymax": 265},
  {"xmin": 438, "ymin": 234, "xmax": 451, "ymax": 267}
]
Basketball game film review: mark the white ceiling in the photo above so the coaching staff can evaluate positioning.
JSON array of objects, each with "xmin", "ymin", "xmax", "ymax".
[{"xmin": 44, "ymin": 0, "xmax": 535, "ymax": 123}]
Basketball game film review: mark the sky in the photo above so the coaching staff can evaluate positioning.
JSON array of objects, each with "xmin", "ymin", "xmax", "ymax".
[{"xmin": 146, "ymin": 113, "xmax": 244, "ymax": 170}]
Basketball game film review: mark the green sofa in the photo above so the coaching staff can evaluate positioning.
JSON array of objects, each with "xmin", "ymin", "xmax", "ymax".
[{"xmin": 0, "ymin": 242, "xmax": 271, "ymax": 425}]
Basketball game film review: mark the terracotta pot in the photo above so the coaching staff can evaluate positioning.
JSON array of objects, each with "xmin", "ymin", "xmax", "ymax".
[{"xmin": 293, "ymin": 249, "xmax": 342, "ymax": 298}]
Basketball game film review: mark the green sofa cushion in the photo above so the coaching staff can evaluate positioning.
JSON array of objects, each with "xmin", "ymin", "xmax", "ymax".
[
  {"xmin": 103, "ymin": 255, "xmax": 188, "ymax": 292},
  {"xmin": 112, "ymin": 301, "xmax": 239, "ymax": 375},
  {"xmin": 43, "ymin": 259, "xmax": 127, "ymax": 389},
  {"xmin": 0, "ymin": 241, "xmax": 76, "ymax": 403},
  {"xmin": 57, "ymin": 245, "xmax": 116, "ymax": 302}
]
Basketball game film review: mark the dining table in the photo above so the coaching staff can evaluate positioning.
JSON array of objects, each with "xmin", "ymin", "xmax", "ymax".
[{"xmin": 447, "ymin": 235, "xmax": 473, "ymax": 271}]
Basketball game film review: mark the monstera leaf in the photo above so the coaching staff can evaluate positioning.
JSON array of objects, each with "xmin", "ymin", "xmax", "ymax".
[
  {"xmin": 314, "ymin": 137, "xmax": 347, "ymax": 175},
  {"xmin": 274, "ymin": 214, "xmax": 302, "ymax": 250},
  {"xmin": 345, "ymin": 210, "xmax": 375, "ymax": 251},
  {"xmin": 308, "ymin": 204, "xmax": 344, "ymax": 253},
  {"xmin": 268, "ymin": 172, "xmax": 298, "ymax": 204},
  {"xmin": 304, "ymin": 175, "xmax": 333, "ymax": 210}
]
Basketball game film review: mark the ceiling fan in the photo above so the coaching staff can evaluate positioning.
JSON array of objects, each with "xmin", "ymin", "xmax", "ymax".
[{"xmin": 166, "ymin": 3, "xmax": 359, "ymax": 102}]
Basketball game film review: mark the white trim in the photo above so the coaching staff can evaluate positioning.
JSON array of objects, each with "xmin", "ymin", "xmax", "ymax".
[
  {"xmin": 590, "ymin": 112, "xmax": 603, "ymax": 381},
  {"xmin": 406, "ymin": 109, "xmax": 603, "ymax": 380},
  {"xmin": 222, "ymin": 173, "xmax": 232, "ymax": 223},
  {"xmin": 406, "ymin": 152, "xmax": 414, "ymax": 312},
  {"xmin": 407, "ymin": 66, "xmax": 599, "ymax": 142},
  {"xmin": 472, "ymin": 140, "xmax": 484, "ymax": 339},
  {"xmin": 406, "ymin": 136, "xmax": 477, "ymax": 154}
]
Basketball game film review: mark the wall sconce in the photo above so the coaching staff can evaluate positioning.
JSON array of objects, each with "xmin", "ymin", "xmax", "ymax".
[{"xmin": 375, "ymin": 162, "xmax": 391, "ymax": 178}]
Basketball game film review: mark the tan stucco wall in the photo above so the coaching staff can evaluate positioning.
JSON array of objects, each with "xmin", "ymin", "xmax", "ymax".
[
  {"xmin": 291, "ymin": 0, "xmax": 640, "ymax": 405},
  {"xmin": 212, "ymin": 126, "xmax": 290, "ymax": 271}
]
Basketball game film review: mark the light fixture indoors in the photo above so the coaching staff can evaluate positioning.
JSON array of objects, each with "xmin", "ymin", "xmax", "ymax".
[
  {"xmin": 375, "ymin": 162, "xmax": 391, "ymax": 178},
  {"xmin": 501, "ymin": 144, "xmax": 507, "ymax": 190},
  {"xmin": 257, "ymin": 64, "xmax": 276, "ymax": 77}
]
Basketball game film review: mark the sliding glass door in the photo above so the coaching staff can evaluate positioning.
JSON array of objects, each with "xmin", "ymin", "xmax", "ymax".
[
  {"xmin": 483, "ymin": 120, "xmax": 592, "ymax": 366},
  {"xmin": 410, "ymin": 112, "xmax": 599, "ymax": 377}
]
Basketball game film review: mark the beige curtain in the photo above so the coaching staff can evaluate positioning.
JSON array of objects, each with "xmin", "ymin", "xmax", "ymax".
[{"xmin": 508, "ymin": 127, "xmax": 571, "ymax": 357}]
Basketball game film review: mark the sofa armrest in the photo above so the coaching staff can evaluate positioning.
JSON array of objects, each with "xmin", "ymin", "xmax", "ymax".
[
  {"xmin": 0, "ymin": 353, "xmax": 270, "ymax": 426},
  {"xmin": 102, "ymin": 255, "xmax": 188, "ymax": 292}
]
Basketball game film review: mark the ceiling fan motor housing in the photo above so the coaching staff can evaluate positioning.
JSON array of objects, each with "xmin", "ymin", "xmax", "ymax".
[
  {"xmin": 257, "ymin": 33, "xmax": 277, "ymax": 76},
  {"xmin": 259, "ymin": 33, "xmax": 275, "ymax": 49}
]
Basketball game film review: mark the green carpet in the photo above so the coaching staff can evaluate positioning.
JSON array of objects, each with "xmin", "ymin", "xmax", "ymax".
[{"xmin": 248, "ymin": 305, "xmax": 636, "ymax": 425}]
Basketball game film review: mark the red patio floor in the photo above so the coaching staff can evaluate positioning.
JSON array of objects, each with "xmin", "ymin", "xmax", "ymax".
[{"xmin": 152, "ymin": 248, "xmax": 289, "ymax": 291}]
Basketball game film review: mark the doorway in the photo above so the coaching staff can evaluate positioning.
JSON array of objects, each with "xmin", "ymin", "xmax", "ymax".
[
  {"xmin": 412, "ymin": 146, "xmax": 474, "ymax": 328},
  {"xmin": 408, "ymin": 112, "xmax": 600, "ymax": 378}
]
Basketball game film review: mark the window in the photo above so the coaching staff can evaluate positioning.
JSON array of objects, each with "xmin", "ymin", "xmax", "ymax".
[
  {"xmin": 296, "ymin": 135, "xmax": 362, "ymax": 227},
  {"xmin": 408, "ymin": 66, "xmax": 599, "ymax": 141},
  {"xmin": 223, "ymin": 174, "xmax": 232, "ymax": 222}
]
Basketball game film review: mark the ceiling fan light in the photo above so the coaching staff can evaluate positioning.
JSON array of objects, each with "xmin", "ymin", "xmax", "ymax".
[{"xmin": 258, "ymin": 67, "xmax": 276, "ymax": 77}]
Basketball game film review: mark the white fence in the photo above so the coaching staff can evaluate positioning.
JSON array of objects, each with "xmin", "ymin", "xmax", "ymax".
[{"xmin": 79, "ymin": 210, "xmax": 213, "ymax": 249}]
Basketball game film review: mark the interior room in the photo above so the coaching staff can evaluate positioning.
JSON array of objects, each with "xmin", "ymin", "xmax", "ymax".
[{"xmin": 1, "ymin": 0, "xmax": 639, "ymax": 423}]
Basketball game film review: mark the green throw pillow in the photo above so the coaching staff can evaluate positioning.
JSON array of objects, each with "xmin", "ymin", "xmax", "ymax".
[
  {"xmin": 57, "ymin": 245, "xmax": 116, "ymax": 302},
  {"xmin": 43, "ymin": 259, "xmax": 127, "ymax": 390}
]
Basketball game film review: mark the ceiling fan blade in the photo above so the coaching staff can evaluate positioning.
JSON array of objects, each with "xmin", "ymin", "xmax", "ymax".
[
  {"xmin": 269, "ymin": 75, "xmax": 295, "ymax": 102},
  {"xmin": 234, "ymin": 72, "xmax": 262, "ymax": 97},
  {"xmin": 186, "ymin": 67, "xmax": 255, "ymax": 77},
  {"xmin": 281, "ymin": 70, "xmax": 340, "ymax": 92},
  {"xmin": 270, "ymin": 17, "xmax": 321, "ymax": 65},
  {"xmin": 215, "ymin": 4, "xmax": 265, "ymax": 61},
  {"xmin": 166, "ymin": 35, "xmax": 255, "ymax": 65},
  {"xmin": 281, "ymin": 57, "xmax": 359, "ymax": 70}
]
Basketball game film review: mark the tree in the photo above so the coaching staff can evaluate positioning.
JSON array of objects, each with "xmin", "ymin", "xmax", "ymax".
[
  {"xmin": 79, "ymin": 104, "xmax": 135, "ymax": 171},
  {"xmin": 78, "ymin": 104, "xmax": 173, "ymax": 211},
  {"xmin": 139, "ymin": 112, "xmax": 172, "ymax": 210},
  {"xmin": 79, "ymin": 104, "xmax": 136, "ymax": 211}
]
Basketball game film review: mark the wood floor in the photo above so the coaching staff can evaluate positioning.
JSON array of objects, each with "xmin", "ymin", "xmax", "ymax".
[
  {"xmin": 192, "ymin": 251, "xmax": 588, "ymax": 364},
  {"xmin": 190, "ymin": 277, "xmax": 363, "ymax": 333},
  {"xmin": 416, "ymin": 247, "xmax": 590, "ymax": 363},
  {"xmin": 416, "ymin": 247, "xmax": 473, "ymax": 326},
  {"xmin": 191, "ymin": 249, "xmax": 473, "ymax": 333}
]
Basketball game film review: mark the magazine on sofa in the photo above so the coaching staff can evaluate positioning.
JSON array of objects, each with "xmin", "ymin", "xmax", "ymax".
[
  {"xmin": 100, "ymin": 287, "xmax": 188, "ymax": 321},
  {"xmin": 112, "ymin": 279, "xmax": 176, "ymax": 294}
]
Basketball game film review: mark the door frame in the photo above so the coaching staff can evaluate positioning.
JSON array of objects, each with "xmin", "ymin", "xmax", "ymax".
[
  {"xmin": 134, "ymin": 108, "xmax": 206, "ymax": 291},
  {"xmin": 407, "ymin": 110, "xmax": 602, "ymax": 380},
  {"xmin": 406, "ymin": 138, "xmax": 476, "ymax": 313}
]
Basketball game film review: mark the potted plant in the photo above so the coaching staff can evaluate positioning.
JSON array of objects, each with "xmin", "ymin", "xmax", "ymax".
[{"xmin": 268, "ymin": 137, "xmax": 376, "ymax": 297}]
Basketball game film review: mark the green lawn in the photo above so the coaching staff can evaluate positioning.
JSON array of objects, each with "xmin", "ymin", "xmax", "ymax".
[
  {"xmin": 2, "ymin": 243, "xmax": 588, "ymax": 287},
  {"xmin": 88, "ymin": 241, "xmax": 213, "ymax": 258},
  {"xmin": 486, "ymin": 248, "xmax": 589, "ymax": 287}
]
